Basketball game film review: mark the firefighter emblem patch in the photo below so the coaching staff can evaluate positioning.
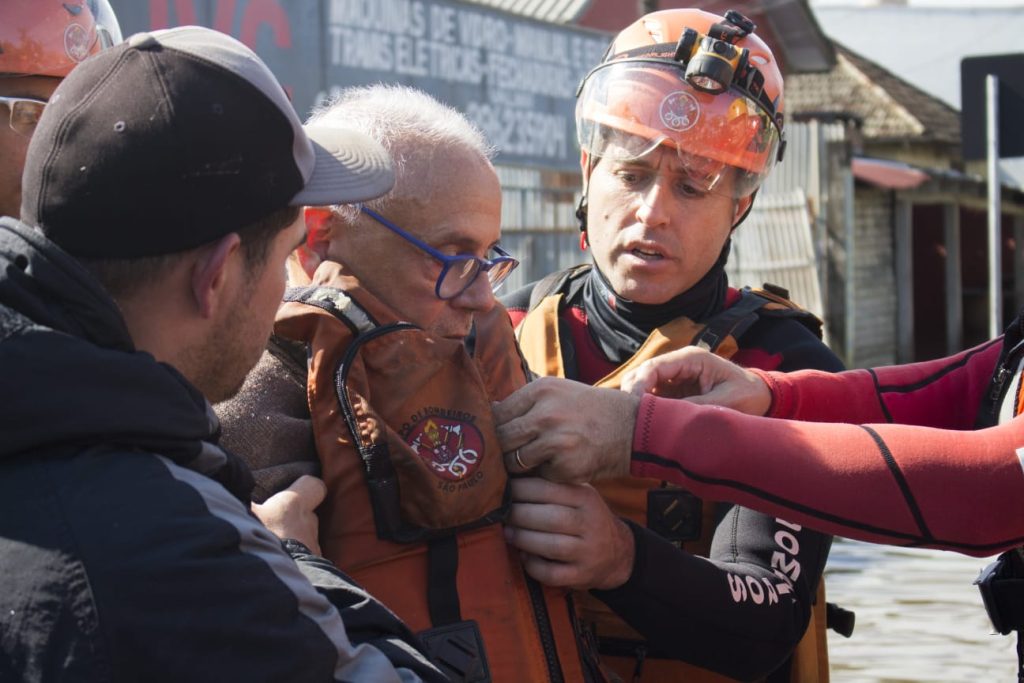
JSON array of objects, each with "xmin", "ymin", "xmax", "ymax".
[
  {"xmin": 659, "ymin": 91, "xmax": 700, "ymax": 132},
  {"xmin": 64, "ymin": 23, "xmax": 92, "ymax": 63},
  {"xmin": 406, "ymin": 415, "xmax": 484, "ymax": 481}
]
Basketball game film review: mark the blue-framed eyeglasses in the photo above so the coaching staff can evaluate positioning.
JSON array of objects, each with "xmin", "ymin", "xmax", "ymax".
[{"xmin": 360, "ymin": 206, "xmax": 519, "ymax": 300}]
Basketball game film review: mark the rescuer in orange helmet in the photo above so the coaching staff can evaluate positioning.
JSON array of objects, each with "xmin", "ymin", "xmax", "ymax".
[
  {"xmin": 0, "ymin": 0, "xmax": 122, "ymax": 218},
  {"xmin": 501, "ymin": 9, "xmax": 845, "ymax": 681}
]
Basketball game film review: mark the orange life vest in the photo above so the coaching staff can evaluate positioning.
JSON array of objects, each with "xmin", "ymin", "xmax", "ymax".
[
  {"xmin": 274, "ymin": 262, "xmax": 601, "ymax": 683},
  {"xmin": 515, "ymin": 274, "xmax": 831, "ymax": 683}
]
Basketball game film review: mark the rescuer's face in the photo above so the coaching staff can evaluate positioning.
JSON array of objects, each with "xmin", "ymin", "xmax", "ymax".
[
  {"xmin": 583, "ymin": 147, "xmax": 751, "ymax": 305},
  {"xmin": 0, "ymin": 76, "xmax": 61, "ymax": 220},
  {"xmin": 326, "ymin": 146, "xmax": 502, "ymax": 339},
  {"xmin": 196, "ymin": 213, "xmax": 306, "ymax": 403}
]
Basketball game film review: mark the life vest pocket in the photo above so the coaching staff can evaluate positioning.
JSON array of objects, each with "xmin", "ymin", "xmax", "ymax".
[{"xmin": 334, "ymin": 323, "xmax": 509, "ymax": 542}]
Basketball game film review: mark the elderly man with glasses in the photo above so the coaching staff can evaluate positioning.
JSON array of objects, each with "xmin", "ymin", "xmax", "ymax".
[{"xmin": 216, "ymin": 84, "xmax": 603, "ymax": 683}]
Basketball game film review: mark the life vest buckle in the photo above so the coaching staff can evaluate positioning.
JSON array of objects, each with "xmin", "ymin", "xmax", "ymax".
[
  {"xmin": 975, "ymin": 548, "xmax": 1024, "ymax": 635},
  {"xmin": 646, "ymin": 489, "xmax": 703, "ymax": 542},
  {"xmin": 419, "ymin": 619, "xmax": 491, "ymax": 683}
]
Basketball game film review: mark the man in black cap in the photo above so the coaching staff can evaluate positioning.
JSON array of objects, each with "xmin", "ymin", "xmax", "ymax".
[{"xmin": 0, "ymin": 25, "xmax": 444, "ymax": 683}]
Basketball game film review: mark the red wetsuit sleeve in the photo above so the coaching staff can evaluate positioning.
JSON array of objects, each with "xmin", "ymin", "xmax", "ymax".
[
  {"xmin": 761, "ymin": 337, "xmax": 1003, "ymax": 428},
  {"xmin": 631, "ymin": 392, "xmax": 1024, "ymax": 556}
]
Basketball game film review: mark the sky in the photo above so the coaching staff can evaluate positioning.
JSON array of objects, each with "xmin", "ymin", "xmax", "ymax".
[
  {"xmin": 809, "ymin": 4, "xmax": 1024, "ymax": 108},
  {"xmin": 805, "ymin": 1, "xmax": 1024, "ymax": 183}
]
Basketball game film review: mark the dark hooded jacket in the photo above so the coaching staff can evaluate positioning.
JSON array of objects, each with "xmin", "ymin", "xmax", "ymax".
[{"xmin": 0, "ymin": 217, "xmax": 444, "ymax": 683}]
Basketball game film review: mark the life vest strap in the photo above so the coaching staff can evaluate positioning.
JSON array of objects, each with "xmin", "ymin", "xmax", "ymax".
[
  {"xmin": 420, "ymin": 535, "xmax": 493, "ymax": 681},
  {"xmin": 427, "ymin": 535, "xmax": 462, "ymax": 626},
  {"xmin": 282, "ymin": 284, "xmax": 377, "ymax": 335},
  {"xmin": 694, "ymin": 288, "xmax": 780, "ymax": 352}
]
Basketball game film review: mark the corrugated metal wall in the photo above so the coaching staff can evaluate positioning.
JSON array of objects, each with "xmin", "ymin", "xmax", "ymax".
[
  {"xmin": 495, "ymin": 165, "xmax": 584, "ymax": 293},
  {"xmin": 726, "ymin": 189, "xmax": 824, "ymax": 320}
]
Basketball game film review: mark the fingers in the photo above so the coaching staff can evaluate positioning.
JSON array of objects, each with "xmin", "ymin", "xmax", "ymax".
[
  {"xmin": 496, "ymin": 380, "xmax": 563, "ymax": 474},
  {"xmin": 495, "ymin": 383, "xmax": 544, "ymax": 473},
  {"xmin": 492, "ymin": 381, "xmax": 543, "ymax": 433},
  {"xmin": 505, "ymin": 482, "xmax": 636, "ymax": 590},
  {"xmin": 506, "ymin": 447, "xmax": 534, "ymax": 475},
  {"xmin": 620, "ymin": 360, "xmax": 660, "ymax": 396},
  {"xmin": 505, "ymin": 525, "xmax": 582, "ymax": 564},
  {"xmin": 252, "ymin": 475, "xmax": 326, "ymax": 555},
  {"xmin": 509, "ymin": 477, "xmax": 581, "ymax": 504},
  {"xmin": 507, "ymin": 479, "xmax": 585, "ymax": 534},
  {"xmin": 621, "ymin": 347, "xmax": 709, "ymax": 397},
  {"xmin": 496, "ymin": 378, "xmax": 637, "ymax": 483},
  {"xmin": 519, "ymin": 552, "xmax": 582, "ymax": 588},
  {"xmin": 287, "ymin": 474, "xmax": 328, "ymax": 509}
]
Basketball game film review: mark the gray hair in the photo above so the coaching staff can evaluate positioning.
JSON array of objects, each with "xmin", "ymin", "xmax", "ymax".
[{"xmin": 306, "ymin": 84, "xmax": 495, "ymax": 221}]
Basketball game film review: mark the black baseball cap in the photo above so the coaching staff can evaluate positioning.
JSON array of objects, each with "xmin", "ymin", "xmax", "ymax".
[{"xmin": 20, "ymin": 26, "xmax": 394, "ymax": 258}]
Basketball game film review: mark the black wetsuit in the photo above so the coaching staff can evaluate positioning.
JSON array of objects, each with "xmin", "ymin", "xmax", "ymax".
[{"xmin": 504, "ymin": 260, "xmax": 840, "ymax": 681}]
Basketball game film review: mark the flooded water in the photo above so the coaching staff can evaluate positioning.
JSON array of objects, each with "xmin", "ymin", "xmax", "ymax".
[{"xmin": 825, "ymin": 539, "xmax": 1016, "ymax": 682}]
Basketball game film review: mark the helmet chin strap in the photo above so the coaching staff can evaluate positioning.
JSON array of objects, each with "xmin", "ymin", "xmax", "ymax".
[
  {"xmin": 731, "ymin": 190, "xmax": 758, "ymax": 230},
  {"xmin": 575, "ymin": 194, "xmax": 588, "ymax": 233},
  {"xmin": 576, "ymin": 152, "xmax": 599, "ymax": 247}
]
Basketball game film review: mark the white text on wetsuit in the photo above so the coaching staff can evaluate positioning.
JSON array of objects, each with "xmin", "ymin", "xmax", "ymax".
[{"xmin": 726, "ymin": 519, "xmax": 804, "ymax": 606}]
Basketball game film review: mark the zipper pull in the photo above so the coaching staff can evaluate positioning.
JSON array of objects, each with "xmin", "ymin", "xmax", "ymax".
[
  {"xmin": 631, "ymin": 644, "xmax": 647, "ymax": 683},
  {"xmin": 990, "ymin": 365, "xmax": 1012, "ymax": 402}
]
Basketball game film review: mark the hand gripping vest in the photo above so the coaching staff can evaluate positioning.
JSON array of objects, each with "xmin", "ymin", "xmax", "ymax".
[
  {"xmin": 515, "ymin": 266, "xmax": 831, "ymax": 683},
  {"xmin": 274, "ymin": 262, "xmax": 600, "ymax": 683}
]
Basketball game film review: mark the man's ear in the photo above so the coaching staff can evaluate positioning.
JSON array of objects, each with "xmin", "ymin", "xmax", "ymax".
[
  {"xmin": 732, "ymin": 194, "xmax": 755, "ymax": 228},
  {"xmin": 299, "ymin": 206, "xmax": 336, "ymax": 278},
  {"xmin": 191, "ymin": 233, "xmax": 242, "ymax": 319}
]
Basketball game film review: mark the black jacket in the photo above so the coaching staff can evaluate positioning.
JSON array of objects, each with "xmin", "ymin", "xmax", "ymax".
[{"xmin": 0, "ymin": 217, "xmax": 444, "ymax": 683}]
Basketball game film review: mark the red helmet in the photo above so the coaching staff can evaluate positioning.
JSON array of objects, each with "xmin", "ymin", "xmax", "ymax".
[
  {"xmin": 577, "ymin": 9, "xmax": 785, "ymax": 198},
  {"xmin": 0, "ymin": 0, "xmax": 123, "ymax": 78}
]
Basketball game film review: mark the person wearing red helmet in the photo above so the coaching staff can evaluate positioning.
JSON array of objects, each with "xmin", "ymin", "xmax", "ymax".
[
  {"xmin": 501, "ymin": 9, "xmax": 843, "ymax": 682},
  {"xmin": 0, "ymin": 0, "xmax": 122, "ymax": 219}
]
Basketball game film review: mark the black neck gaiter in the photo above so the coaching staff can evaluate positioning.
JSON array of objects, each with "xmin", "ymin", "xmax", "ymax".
[{"xmin": 582, "ymin": 240, "xmax": 731, "ymax": 364}]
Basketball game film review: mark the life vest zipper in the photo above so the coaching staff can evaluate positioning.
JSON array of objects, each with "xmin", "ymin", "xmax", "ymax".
[
  {"xmin": 525, "ymin": 573, "xmax": 565, "ymax": 683},
  {"xmin": 982, "ymin": 337, "xmax": 1024, "ymax": 427},
  {"xmin": 334, "ymin": 322, "xmax": 420, "ymax": 478}
]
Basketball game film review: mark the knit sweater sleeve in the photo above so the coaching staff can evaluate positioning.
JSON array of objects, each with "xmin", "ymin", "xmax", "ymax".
[{"xmin": 214, "ymin": 337, "xmax": 319, "ymax": 503}]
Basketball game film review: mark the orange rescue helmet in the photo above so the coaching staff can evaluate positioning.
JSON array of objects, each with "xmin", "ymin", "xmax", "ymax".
[
  {"xmin": 0, "ymin": 0, "xmax": 123, "ymax": 78},
  {"xmin": 577, "ymin": 8, "xmax": 785, "ymax": 198}
]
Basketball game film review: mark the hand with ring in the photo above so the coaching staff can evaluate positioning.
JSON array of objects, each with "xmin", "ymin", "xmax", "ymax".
[{"xmin": 494, "ymin": 377, "xmax": 637, "ymax": 484}]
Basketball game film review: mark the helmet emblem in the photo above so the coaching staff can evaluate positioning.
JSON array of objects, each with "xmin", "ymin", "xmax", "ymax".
[
  {"xmin": 659, "ymin": 91, "xmax": 700, "ymax": 132},
  {"xmin": 64, "ymin": 23, "xmax": 92, "ymax": 63}
]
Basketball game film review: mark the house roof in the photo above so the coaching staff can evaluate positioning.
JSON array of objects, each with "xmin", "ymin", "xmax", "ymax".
[
  {"xmin": 810, "ymin": 6, "xmax": 1024, "ymax": 110},
  {"xmin": 785, "ymin": 43, "xmax": 961, "ymax": 145},
  {"xmin": 460, "ymin": 0, "xmax": 591, "ymax": 24},
  {"xmin": 462, "ymin": 0, "xmax": 836, "ymax": 74}
]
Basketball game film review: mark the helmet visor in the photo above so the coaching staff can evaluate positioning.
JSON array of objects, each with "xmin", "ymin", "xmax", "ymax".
[{"xmin": 576, "ymin": 60, "xmax": 782, "ymax": 198}]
